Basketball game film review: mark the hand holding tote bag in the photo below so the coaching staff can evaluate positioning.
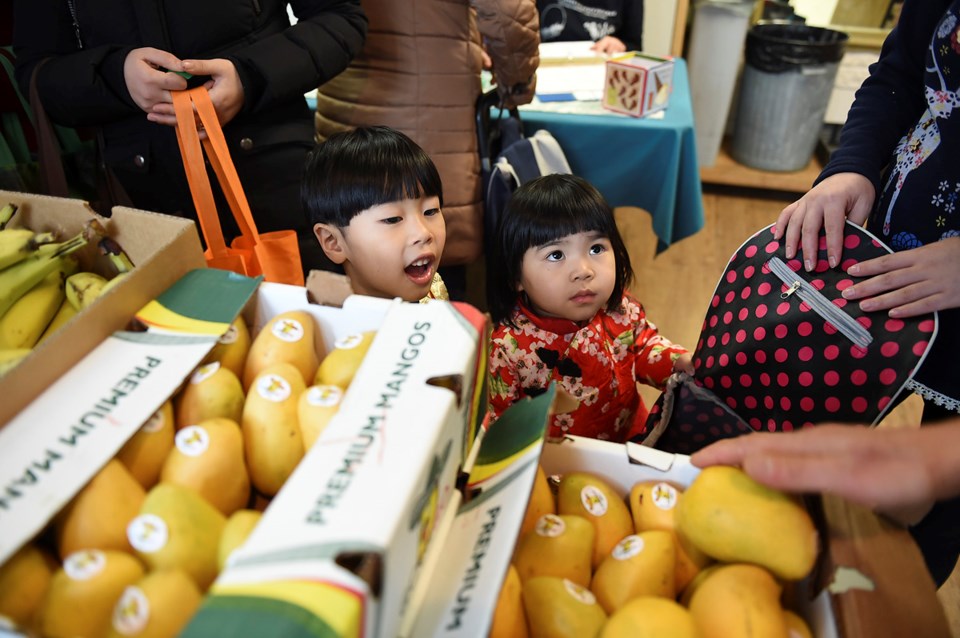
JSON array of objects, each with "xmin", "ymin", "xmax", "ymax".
[{"xmin": 173, "ymin": 86, "xmax": 303, "ymax": 286}]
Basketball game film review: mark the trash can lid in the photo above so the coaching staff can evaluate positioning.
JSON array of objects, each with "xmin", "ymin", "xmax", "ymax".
[{"xmin": 746, "ymin": 22, "xmax": 849, "ymax": 73}]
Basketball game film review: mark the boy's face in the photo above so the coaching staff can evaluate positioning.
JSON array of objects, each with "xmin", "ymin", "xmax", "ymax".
[
  {"xmin": 518, "ymin": 231, "xmax": 616, "ymax": 323},
  {"xmin": 315, "ymin": 196, "xmax": 446, "ymax": 302}
]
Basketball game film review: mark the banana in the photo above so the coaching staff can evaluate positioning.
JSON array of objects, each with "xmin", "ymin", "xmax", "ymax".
[
  {"xmin": 85, "ymin": 218, "xmax": 136, "ymax": 274},
  {"xmin": 0, "ymin": 232, "xmax": 87, "ymax": 318},
  {"xmin": 0, "ymin": 229, "xmax": 57, "ymax": 271},
  {"xmin": 0, "ymin": 271, "xmax": 67, "ymax": 349},
  {"xmin": 36, "ymin": 297, "xmax": 79, "ymax": 345},
  {"xmin": 65, "ymin": 271, "xmax": 109, "ymax": 311},
  {"xmin": 0, "ymin": 203, "xmax": 18, "ymax": 230},
  {"xmin": 0, "ymin": 348, "xmax": 31, "ymax": 377}
]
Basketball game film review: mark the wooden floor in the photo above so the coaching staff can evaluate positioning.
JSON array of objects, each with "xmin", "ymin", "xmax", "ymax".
[{"xmin": 615, "ymin": 184, "xmax": 960, "ymax": 637}]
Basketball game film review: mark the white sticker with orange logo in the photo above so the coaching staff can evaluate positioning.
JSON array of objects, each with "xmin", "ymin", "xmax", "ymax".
[
  {"xmin": 127, "ymin": 514, "xmax": 169, "ymax": 554},
  {"xmin": 112, "ymin": 586, "xmax": 150, "ymax": 635},
  {"xmin": 190, "ymin": 362, "xmax": 220, "ymax": 384},
  {"xmin": 612, "ymin": 535, "xmax": 645, "ymax": 561},
  {"xmin": 141, "ymin": 407, "xmax": 166, "ymax": 434},
  {"xmin": 535, "ymin": 513, "xmax": 567, "ymax": 538},
  {"xmin": 334, "ymin": 333, "xmax": 365, "ymax": 350},
  {"xmin": 256, "ymin": 374, "xmax": 292, "ymax": 403},
  {"xmin": 63, "ymin": 549, "xmax": 106, "ymax": 581},
  {"xmin": 218, "ymin": 323, "xmax": 239, "ymax": 345},
  {"xmin": 306, "ymin": 385, "xmax": 343, "ymax": 408},
  {"xmin": 175, "ymin": 425, "xmax": 210, "ymax": 457},
  {"xmin": 580, "ymin": 485, "xmax": 608, "ymax": 517},
  {"xmin": 271, "ymin": 318, "xmax": 305, "ymax": 343},
  {"xmin": 563, "ymin": 579, "xmax": 597, "ymax": 605},
  {"xmin": 651, "ymin": 482, "xmax": 679, "ymax": 511}
]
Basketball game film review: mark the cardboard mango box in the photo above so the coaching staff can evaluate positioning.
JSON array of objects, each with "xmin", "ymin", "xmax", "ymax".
[
  {"xmin": 412, "ymin": 390, "xmax": 951, "ymax": 638},
  {"xmin": 180, "ymin": 280, "xmax": 488, "ymax": 638},
  {"xmin": 0, "ymin": 190, "xmax": 206, "ymax": 427},
  {"xmin": 0, "ymin": 269, "xmax": 261, "ymax": 568},
  {"xmin": 602, "ymin": 52, "xmax": 674, "ymax": 118}
]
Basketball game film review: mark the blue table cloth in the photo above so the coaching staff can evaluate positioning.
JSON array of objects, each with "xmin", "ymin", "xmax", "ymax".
[{"xmin": 520, "ymin": 58, "xmax": 705, "ymax": 252}]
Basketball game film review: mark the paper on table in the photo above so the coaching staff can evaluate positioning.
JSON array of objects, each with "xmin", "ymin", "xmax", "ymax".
[
  {"xmin": 539, "ymin": 40, "xmax": 608, "ymax": 62},
  {"xmin": 535, "ymin": 62, "xmax": 606, "ymax": 102}
]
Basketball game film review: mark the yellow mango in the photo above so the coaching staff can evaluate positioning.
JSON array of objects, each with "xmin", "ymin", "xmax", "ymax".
[
  {"xmin": 676, "ymin": 466, "xmax": 818, "ymax": 581},
  {"xmin": 0, "ymin": 542, "xmax": 56, "ymax": 631},
  {"xmin": 128, "ymin": 483, "xmax": 226, "ymax": 591},
  {"xmin": 313, "ymin": 330, "xmax": 375, "ymax": 389},
  {"xmin": 54, "ymin": 459, "xmax": 145, "ymax": 560},
  {"xmin": 40, "ymin": 549, "xmax": 145, "ymax": 638},
  {"xmin": 203, "ymin": 316, "xmax": 251, "ymax": 379},
  {"xmin": 600, "ymin": 597, "xmax": 700, "ymax": 638},
  {"xmin": 556, "ymin": 472, "xmax": 634, "ymax": 568},
  {"xmin": 518, "ymin": 464, "xmax": 556, "ymax": 542},
  {"xmin": 784, "ymin": 609, "xmax": 814, "ymax": 638},
  {"xmin": 590, "ymin": 530, "xmax": 676, "ymax": 613},
  {"xmin": 175, "ymin": 362, "xmax": 245, "ymax": 430},
  {"xmin": 242, "ymin": 361, "xmax": 307, "ymax": 496},
  {"xmin": 106, "ymin": 568, "xmax": 203, "ymax": 638},
  {"xmin": 687, "ymin": 563, "xmax": 789, "ymax": 638},
  {"xmin": 243, "ymin": 310, "xmax": 322, "ymax": 391},
  {"xmin": 160, "ymin": 417, "xmax": 251, "ymax": 515},
  {"xmin": 297, "ymin": 384, "xmax": 344, "ymax": 450},
  {"xmin": 116, "ymin": 400, "xmax": 175, "ymax": 489},
  {"xmin": 489, "ymin": 563, "xmax": 528, "ymax": 638},
  {"xmin": 522, "ymin": 576, "xmax": 607, "ymax": 638},
  {"xmin": 218, "ymin": 509, "xmax": 263, "ymax": 571},
  {"xmin": 512, "ymin": 514, "xmax": 594, "ymax": 587}
]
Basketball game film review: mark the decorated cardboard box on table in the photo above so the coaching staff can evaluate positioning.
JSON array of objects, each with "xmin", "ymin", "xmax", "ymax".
[{"xmin": 602, "ymin": 53, "xmax": 675, "ymax": 118}]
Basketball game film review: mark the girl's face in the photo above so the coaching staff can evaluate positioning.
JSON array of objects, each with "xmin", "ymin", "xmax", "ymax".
[{"xmin": 518, "ymin": 230, "xmax": 616, "ymax": 323}]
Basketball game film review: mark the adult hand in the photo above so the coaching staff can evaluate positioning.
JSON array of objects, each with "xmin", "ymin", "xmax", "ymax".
[
  {"xmin": 591, "ymin": 36, "xmax": 627, "ymax": 55},
  {"xmin": 775, "ymin": 172, "xmax": 875, "ymax": 271},
  {"xmin": 123, "ymin": 48, "xmax": 188, "ymax": 116},
  {"xmin": 842, "ymin": 235, "xmax": 960, "ymax": 318},
  {"xmin": 673, "ymin": 353, "xmax": 695, "ymax": 375},
  {"xmin": 690, "ymin": 424, "xmax": 950, "ymax": 519},
  {"xmin": 148, "ymin": 58, "xmax": 246, "ymax": 131}
]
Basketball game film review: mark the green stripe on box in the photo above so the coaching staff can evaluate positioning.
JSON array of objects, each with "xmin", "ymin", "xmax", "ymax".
[
  {"xmin": 154, "ymin": 269, "xmax": 261, "ymax": 324},
  {"xmin": 474, "ymin": 386, "xmax": 553, "ymax": 465},
  {"xmin": 180, "ymin": 595, "xmax": 342, "ymax": 638}
]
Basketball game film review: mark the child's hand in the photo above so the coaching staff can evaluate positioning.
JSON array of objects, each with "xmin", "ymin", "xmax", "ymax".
[{"xmin": 673, "ymin": 353, "xmax": 694, "ymax": 375}]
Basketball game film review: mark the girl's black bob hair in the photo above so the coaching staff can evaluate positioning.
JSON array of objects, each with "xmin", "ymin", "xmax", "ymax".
[
  {"xmin": 486, "ymin": 173, "xmax": 634, "ymax": 325},
  {"xmin": 301, "ymin": 126, "xmax": 443, "ymax": 228}
]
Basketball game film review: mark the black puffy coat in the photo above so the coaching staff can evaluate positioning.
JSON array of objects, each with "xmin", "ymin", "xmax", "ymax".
[{"xmin": 13, "ymin": 0, "xmax": 367, "ymax": 272}]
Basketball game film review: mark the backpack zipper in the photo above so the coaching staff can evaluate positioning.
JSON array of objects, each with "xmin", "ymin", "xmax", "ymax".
[{"xmin": 766, "ymin": 256, "xmax": 873, "ymax": 349}]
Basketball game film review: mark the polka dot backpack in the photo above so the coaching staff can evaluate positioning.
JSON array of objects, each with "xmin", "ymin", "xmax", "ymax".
[{"xmin": 638, "ymin": 222, "xmax": 939, "ymax": 454}]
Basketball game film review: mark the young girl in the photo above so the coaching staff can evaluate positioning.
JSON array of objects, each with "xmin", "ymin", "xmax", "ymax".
[{"xmin": 486, "ymin": 174, "xmax": 693, "ymax": 442}]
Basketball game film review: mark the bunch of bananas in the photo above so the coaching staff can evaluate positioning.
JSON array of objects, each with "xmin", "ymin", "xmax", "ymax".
[{"xmin": 0, "ymin": 203, "xmax": 136, "ymax": 376}]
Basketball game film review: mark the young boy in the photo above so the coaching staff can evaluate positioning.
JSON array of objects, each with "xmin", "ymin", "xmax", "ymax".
[{"xmin": 301, "ymin": 126, "xmax": 448, "ymax": 302}]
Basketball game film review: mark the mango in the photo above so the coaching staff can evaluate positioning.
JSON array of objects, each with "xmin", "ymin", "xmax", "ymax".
[
  {"xmin": 40, "ymin": 549, "xmax": 145, "ymax": 638},
  {"xmin": 128, "ymin": 483, "xmax": 226, "ymax": 591},
  {"xmin": 600, "ymin": 596, "xmax": 700, "ymax": 638},
  {"xmin": 522, "ymin": 576, "xmax": 607, "ymax": 638},
  {"xmin": 160, "ymin": 417, "xmax": 251, "ymax": 515},
  {"xmin": 313, "ymin": 330, "xmax": 376, "ymax": 389},
  {"xmin": 203, "ymin": 316, "xmax": 251, "ymax": 379},
  {"xmin": 243, "ymin": 310, "xmax": 322, "ymax": 391},
  {"xmin": 297, "ymin": 384, "xmax": 344, "ymax": 450},
  {"xmin": 590, "ymin": 531, "xmax": 676, "ymax": 613},
  {"xmin": 0, "ymin": 542, "xmax": 56, "ymax": 631},
  {"xmin": 175, "ymin": 362, "xmax": 245, "ymax": 430},
  {"xmin": 218, "ymin": 509, "xmax": 263, "ymax": 571},
  {"xmin": 676, "ymin": 466, "xmax": 818, "ymax": 580},
  {"xmin": 556, "ymin": 472, "xmax": 634, "ymax": 568},
  {"xmin": 242, "ymin": 361, "xmax": 307, "ymax": 496},
  {"xmin": 489, "ymin": 563, "xmax": 528, "ymax": 638},
  {"xmin": 116, "ymin": 401, "xmax": 176, "ymax": 489},
  {"xmin": 54, "ymin": 459, "xmax": 145, "ymax": 559},
  {"xmin": 628, "ymin": 480, "xmax": 711, "ymax": 594},
  {"xmin": 687, "ymin": 563, "xmax": 788, "ymax": 638},
  {"xmin": 512, "ymin": 514, "xmax": 594, "ymax": 587},
  {"xmin": 784, "ymin": 609, "xmax": 814, "ymax": 638},
  {"xmin": 519, "ymin": 464, "xmax": 556, "ymax": 542},
  {"xmin": 106, "ymin": 568, "xmax": 203, "ymax": 638}
]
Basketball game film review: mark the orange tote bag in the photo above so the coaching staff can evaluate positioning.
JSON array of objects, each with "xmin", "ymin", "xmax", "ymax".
[{"xmin": 173, "ymin": 86, "xmax": 304, "ymax": 286}]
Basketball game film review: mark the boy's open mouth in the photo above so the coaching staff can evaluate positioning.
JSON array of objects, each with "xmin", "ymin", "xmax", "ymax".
[{"xmin": 405, "ymin": 257, "xmax": 433, "ymax": 284}]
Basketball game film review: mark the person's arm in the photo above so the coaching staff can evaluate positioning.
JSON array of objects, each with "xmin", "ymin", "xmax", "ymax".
[
  {"xmin": 474, "ymin": 0, "xmax": 540, "ymax": 108},
  {"xmin": 12, "ymin": 0, "xmax": 144, "ymax": 127},
  {"xmin": 690, "ymin": 421, "xmax": 960, "ymax": 515},
  {"xmin": 627, "ymin": 295, "xmax": 692, "ymax": 387},
  {"xmin": 775, "ymin": 0, "xmax": 943, "ymax": 266},
  {"xmin": 215, "ymin": 0, "xmax": 367, "ymax": 115}
]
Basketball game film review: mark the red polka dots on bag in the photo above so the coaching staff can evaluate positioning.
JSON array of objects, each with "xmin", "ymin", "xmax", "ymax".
[{"xmin": 641, "ymin": 222, "xmax": 938, "ymax": 455}]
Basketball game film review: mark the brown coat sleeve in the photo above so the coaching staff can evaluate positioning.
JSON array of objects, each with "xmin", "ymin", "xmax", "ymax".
[{"xmin": 474, "ymin": 0, "xmax": 540, "ymax": 108}]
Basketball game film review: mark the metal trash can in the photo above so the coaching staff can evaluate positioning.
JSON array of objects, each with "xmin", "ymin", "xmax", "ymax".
[{"xmin": 731, "ymin": 23, "xmax": 848, "ymax": 171}]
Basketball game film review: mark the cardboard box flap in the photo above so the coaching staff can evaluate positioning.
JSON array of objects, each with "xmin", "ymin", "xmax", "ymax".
[
  {"xmin": 0, "ymin": 191, "xmax": 205, "ymax": 426},
  {"xmin": 411, "ymin": 389, "xmax": 554, "ymax": 637},
  {"xmin": 0, "ymin": 269, "xmax": 259, "ymax": 565}
]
